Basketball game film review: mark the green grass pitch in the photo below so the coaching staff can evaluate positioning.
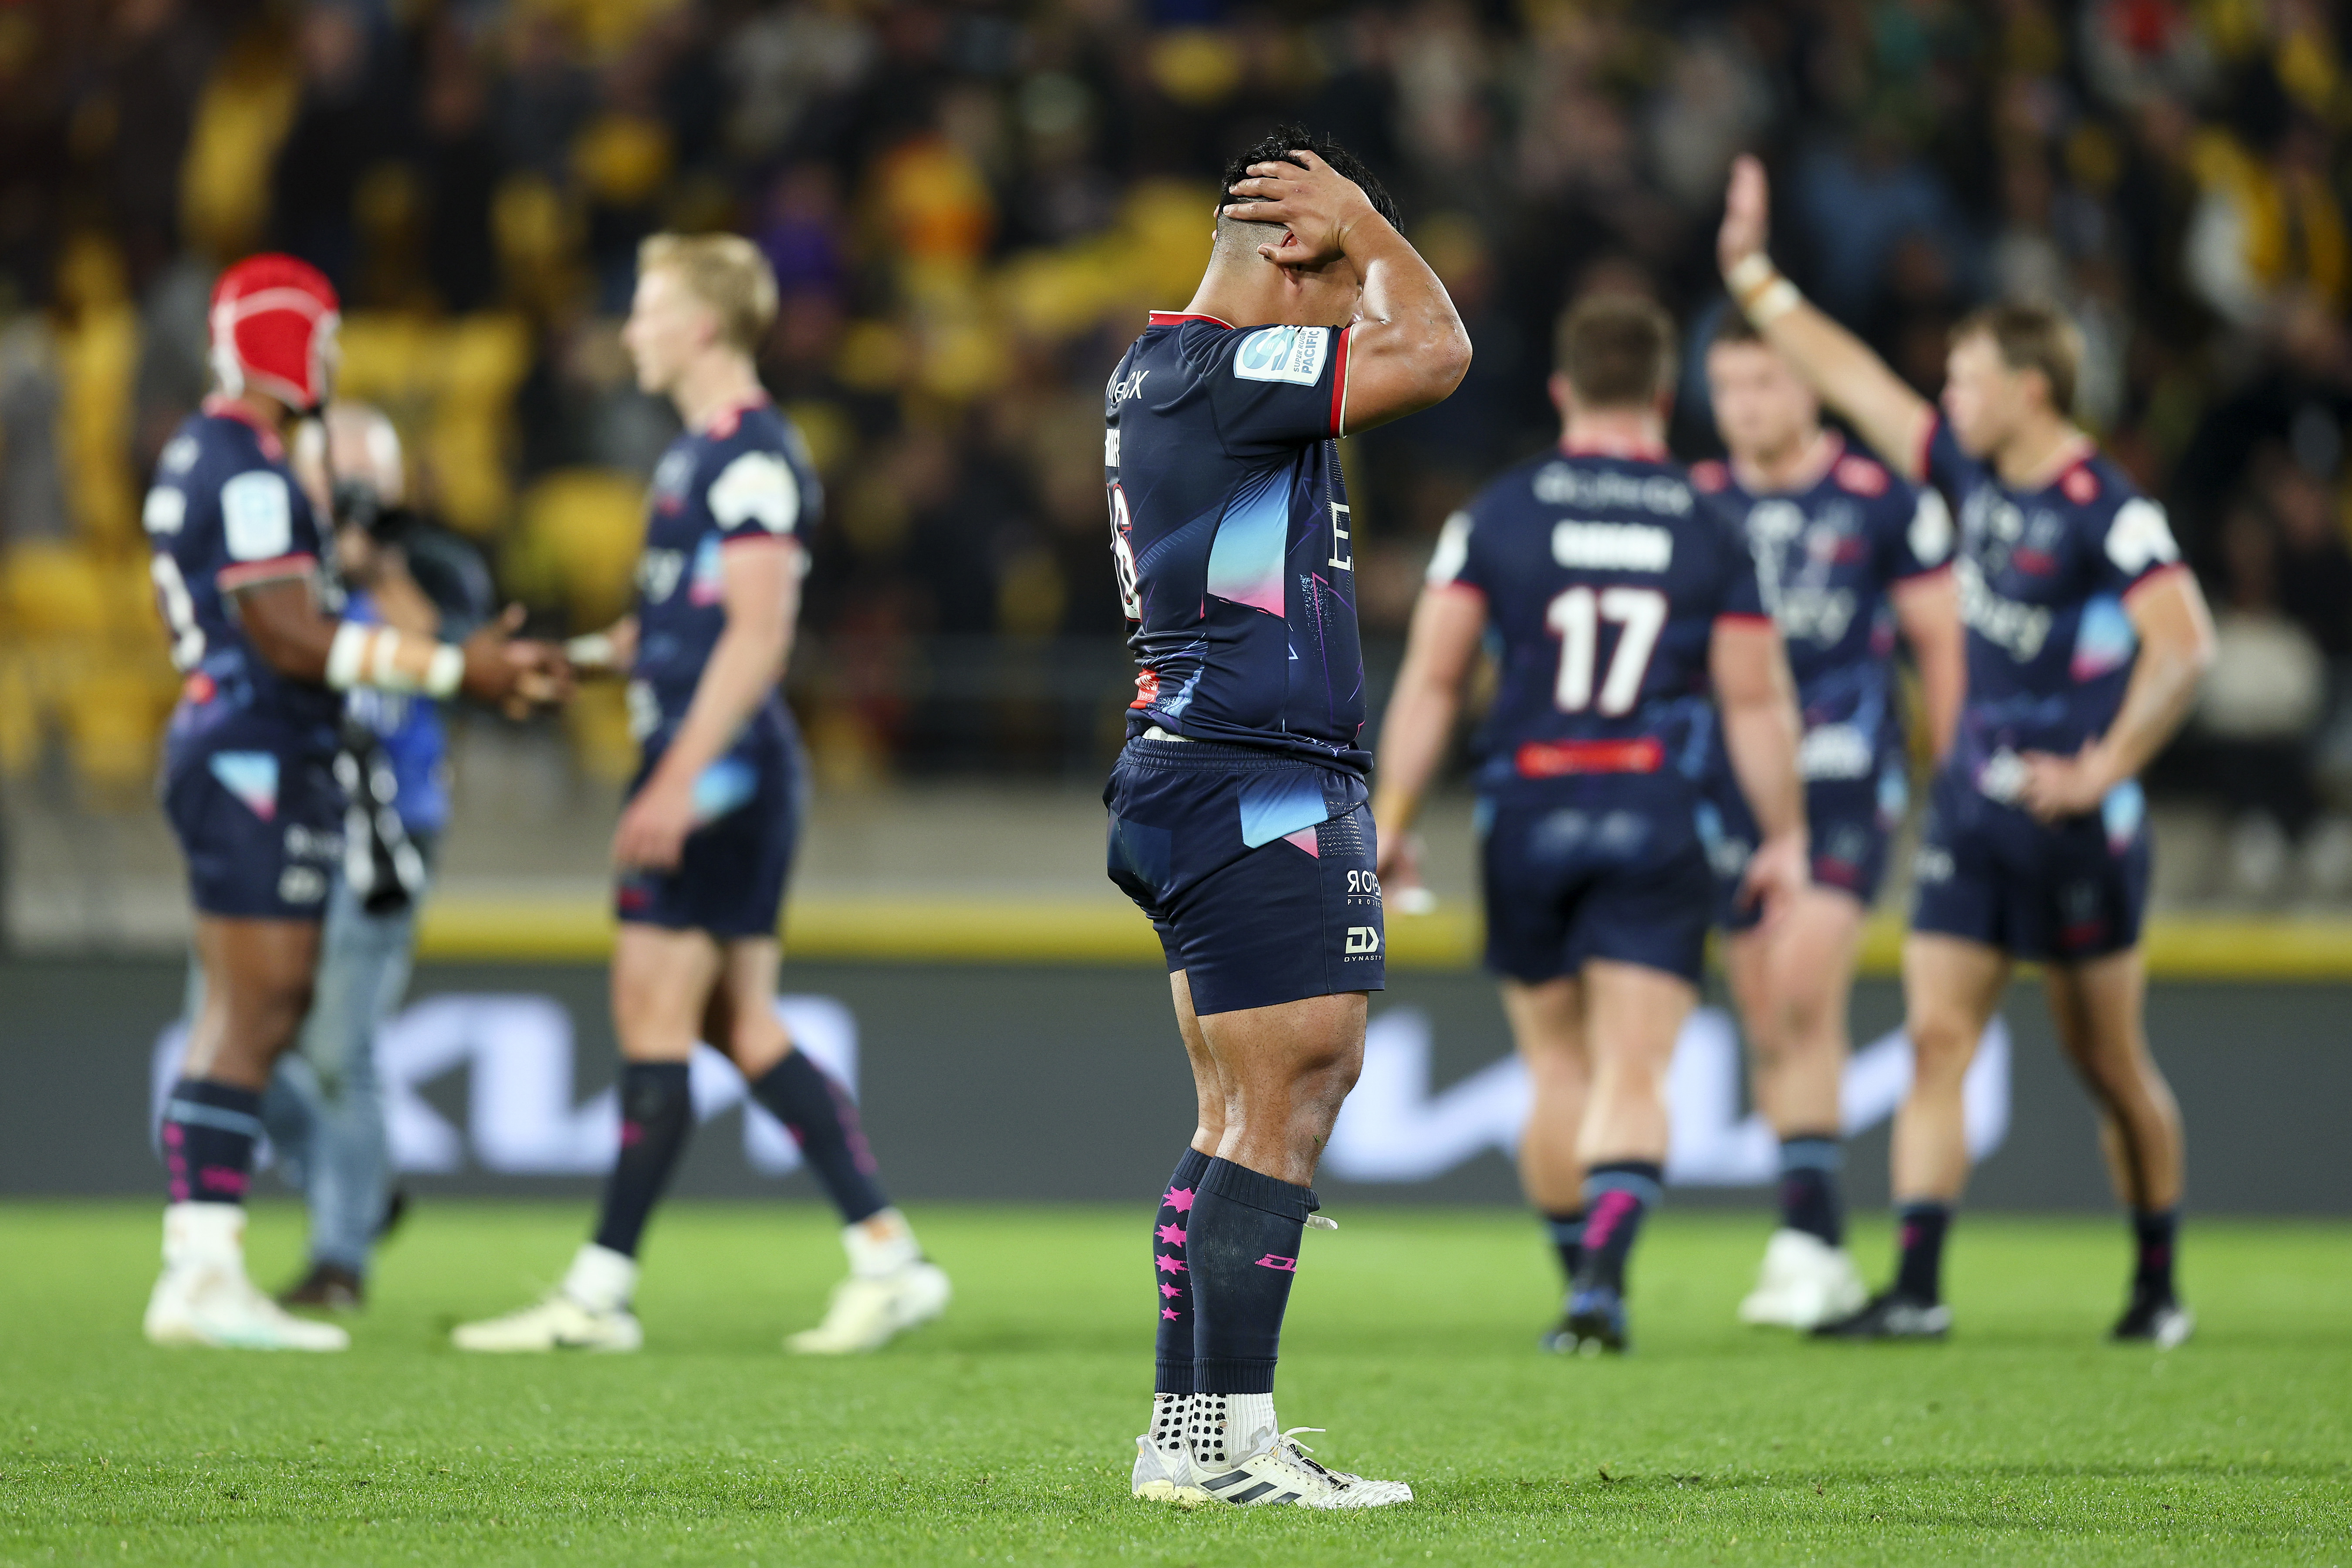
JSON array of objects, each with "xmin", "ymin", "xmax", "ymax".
[{"xmin": 0, "ymin": 1203, "xmax": 2344, "ymax": 1565}]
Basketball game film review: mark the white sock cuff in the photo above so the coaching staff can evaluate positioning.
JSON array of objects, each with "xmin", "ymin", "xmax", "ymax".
[
  {"xmin": 162, "ymin": 1201, "xmax": 245, "ymax": 1265},
  {"xmin": 563, "ymin": 1243, "xmax": 639, "ymax": 1311},
  {"xmin": 844, "ymin": 1209, "xmax": 919, "ymax": 1279}
]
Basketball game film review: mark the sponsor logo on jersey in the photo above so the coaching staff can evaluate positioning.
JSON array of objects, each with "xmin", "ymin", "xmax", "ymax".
[
  {"xmin": 637, "ymin": 547, "xmax": 688, "ymax": 603},
  {"xmin": 1345, "ymin": 925, "xmax": 1382, "ymax": 955},
  {"xmin": 1797, "ymin": 722, "xmax": 1874, "ymax": 781},
  {"xmin": 1231, "ymin": 325, "xmax": 1330, "ymax": 385},
  {"xmin": 1103, "ymin": 427, "xmax": 1120, "ymax": 466},
  {"xmin": 142, "ymin": 486, "xmax": 187, "ymax": 535},
  {"xmin": 1110, "ymin": 366, "xmax": 1150, "ymax": 403},
  {"xmin": 1531, "ymin": 463, "xmax": 1692, "ymax": 515},
  {"xmin": 277, "ymin": 866, "xmax": 328, "ymax": 905},
  {"xmin": 1955, "ymin": 557, "xmax": 2052, "ymax": 662},
  {"xmin": 1550, "ymin": 520, "xmax": 1674, "ymax": 572}
]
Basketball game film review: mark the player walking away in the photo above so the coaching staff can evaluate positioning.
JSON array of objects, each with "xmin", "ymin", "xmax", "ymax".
[
  {"xmin": 1718, "ymin": 155, "xmax": 2213, "ymax": 1345},
  {"xmin": 1375, "ymin": 295, "xmax": 1808, "ymax": 1356},
  {"xmin": 1696, "ymin": 317, "xmax": 1967, "ymax": 1330},
  {"xmin": 144, "ymin": 256, "xmax": 563, "ymax": 1351},
  {"xmin": 1108, "ymin": 130, "xmax": 1467, "ymax": 1508},
  {"xmin": 258, "ymin": 403, "xmax": 488, "ymax": 1309},
  {"xmin": 453, "ymin": 234, "xmax": 947, "ymax": 1357}
]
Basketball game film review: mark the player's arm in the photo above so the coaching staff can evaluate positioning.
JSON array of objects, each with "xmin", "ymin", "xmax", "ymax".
[
  {"xmin": 1717, "ymin": 155, "xmax": 1934, "ymax": 482},
  {"xmin": 1223, "ymin": 152, "xmax": 1470, "ymax": 433},
  {"xmin": 1892, "ymin": 569, "xmax": 1965, "ymax": 760},
  {"xmin": 1371, "ymin": 581, "xmax": 1488, "ymax": 886},
  {"xmin": 1710, "ymin": 615, "xmax": 1809, "ymax": 918},
  {"xmin": 612, "ymin": 540, "xmax": 799, "ymax": 871},
  {"xmin": 2017, "ymin": 568, "xmax": 2215, "ymax": 822},
  {"xmin": 564, "ymin": 615, "xmax": 639, "ymax": 677},
  {"xmin": 231, "ymin": 575, "xmax": 564, "ymax": 713}
]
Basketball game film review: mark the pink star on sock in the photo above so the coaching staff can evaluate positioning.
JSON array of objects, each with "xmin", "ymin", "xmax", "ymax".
[
  {"xmin": 1156, "ymin": 1222, "xmax": 1187, "ymax": 1246},
  {"xmin": 1159, "ymin": 1282, "xmax": 1181, "ymax": 1299},
  {"xmin": 1154, "ymin": 1254, "xmax": 1187, "ymax": 1274},
  {"xmin": 1161, "ymin": 1308, "xmax": 1181, "ymax": 1321},
  {"xmin": 1163, "ymin": 1187, "xmax": 1195, "ymax": 1213}
]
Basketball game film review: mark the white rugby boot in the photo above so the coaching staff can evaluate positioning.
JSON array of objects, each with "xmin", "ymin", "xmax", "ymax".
[
  {"xmin": 1186, "ymin": 1393, "xmax": 1413, "ymax": 1509},
  {"xmin": 144, "ymin": 1203, "xmax": 348, "ymax": 1352},
  {"xmin": 452, "ymin": 1244, "xmax": 644, "ymax": 1352},
  {"xmin": 1738, "ymin": 1229, "xmax": 1870, "ymax": 1329},
  {"xmin": 787, "ymin": 1209, "xmax": 951, "ymax": 1355},
  {"xmin": 1132, "ymin": 1394, "xmax": 1211, "ymax": 1504}
]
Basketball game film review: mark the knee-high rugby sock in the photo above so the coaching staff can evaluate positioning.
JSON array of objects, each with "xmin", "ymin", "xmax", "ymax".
[
  {"xmin": 1153, "ymin": 1146, "xmax": 1212, "ymax": 1395},
  {"xmin": 1893, "ymin": 1201, "xmax": 1951, "ymax": 1302},
  {"xmin": 1778, "ymin": 1133, "xmax": 1845, "ymax": 1247},
  {"xmin": 2132, "ymin": 1207, "xmax": 2178, "ymax": 1298},
  {"xmin": 1576, "ymin": 1161, "xmax": 1663, "ymax": 1294},
  {"xmin": 162, "ymin": 1079, "xmax": 264, "ymax": 1207},
  {"xmin": 747, "ymin": 1051, "xmax": 890, "ymax": 1224},
  {"xmin": 1187, "ymin": 1158, "xmax": 1310, "ymax": 1399},
  {"xmin": 592, "ymin": 1062, "xmax": 694, "ymax": 1258},
  {"xmin": 1543, "ymin": 1209, "xmax": 1587, "ymax": 1288}
]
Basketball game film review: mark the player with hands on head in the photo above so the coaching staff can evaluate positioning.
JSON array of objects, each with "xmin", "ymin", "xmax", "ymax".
[
  {"xmin": 1108, "ymin": 128, "xmax": 1467, "ymax": 1508},
  {"xmin": 454, "ymin": 233, "xmax": 947, "ymax": 1359},
  {"xmin": 1718, "ymin": 155, "xmax": 2214, "ymax": 1345},
  {"xmin": 1694, "ymin": 314, "xmax": 1967, "ymax": 1331},
  {"xmin": 1374, "ymin": 293, "xmax": 1807, "ymax": 1356},
  {"xmin": 142, "ymin": 256, "xmax": 566, "ymax": 1352}
]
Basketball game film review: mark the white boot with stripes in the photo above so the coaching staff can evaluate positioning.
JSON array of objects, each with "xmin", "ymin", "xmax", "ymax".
[{"xmin": 1184, "ymin": 1393, "xmax": 1413, "ymax": 1509}]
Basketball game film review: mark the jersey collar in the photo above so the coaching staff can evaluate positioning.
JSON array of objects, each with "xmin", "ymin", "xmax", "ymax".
[
  {"xmin": 696, "ymin": 393, "xmax": 770, "ymax": 439},
  {"xmin": 1559, "ymin": 431, "xmax": 1668, "ymax": 463},
  {"xmin": 2015, "ymin": 432, "xmax": 2099, "ymax": 493},
  {"xmin": 201, "ymin": 393, "xmax": 286, "ymax": 462},
  {"xmin": 1731, "ymin": 429, "xmax": 1842, "ymax": 497},
  {"xmin": 1147, "ymin": 310, "xmax": 1234, "ymax": 329}
]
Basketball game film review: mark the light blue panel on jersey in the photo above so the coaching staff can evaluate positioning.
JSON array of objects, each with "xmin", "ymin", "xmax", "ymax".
[
  {"xmin": 207, "ymin": 750, "xmax": 280, "ymax": 821},
  {"xmin": 1204, "ymin": 469, "xmax": 1289, "ymax": 617},
  {"xmin": 2070, "ymin": 594, "xmax": 2137, "ymax": 682},
  {"xmin": 1238, "ymin": 770, "xmax": 1328, "ymax": 848},
  {"xmin": 691, "ymin": 757, "xmax": 758, "ymax": 825}
]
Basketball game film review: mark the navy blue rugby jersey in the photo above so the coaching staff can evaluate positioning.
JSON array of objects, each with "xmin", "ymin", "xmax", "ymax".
[
  {"xmin": 1104, "ymin": 310, "xmax": 1366, "ymax": 772},
  {"xmin": 144, "ymin": 398, "xmax": 344, "ymax": 765},
  {"xmin": 628, "ymin": 397, "xmax": 821, "ymax": 748},
  {"xmin": 1690, "ymin": 436, "xmax": 1951, "ymax": 750},
  {"xmin": 1917, "ymin": 417, "xmax": 2183, "ymax": 792},
  {"xmin": 1427, "ymin": 443, "xmax": 1768, "ymax": 804}
]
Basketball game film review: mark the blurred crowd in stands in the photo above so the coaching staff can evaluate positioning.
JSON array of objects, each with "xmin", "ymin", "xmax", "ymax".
[{"xmin": 0, "ymin": 0, "xmax": 2349, "ymax": 897}]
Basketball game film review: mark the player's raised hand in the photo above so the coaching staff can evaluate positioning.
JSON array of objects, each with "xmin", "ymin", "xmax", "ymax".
[
  {"xmin": 1719, "ymin": 153, "xmax": 1772, "ymax": 276},
  {"xmin": 1223, "ymin": 151, "xmax": 1377, "ymax": 269}
]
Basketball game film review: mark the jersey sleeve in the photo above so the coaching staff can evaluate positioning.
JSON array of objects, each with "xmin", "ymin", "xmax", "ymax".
[
  {"xmin": 1200, "ymin": 323, "xmax": 1351, "ymax": 450},
  {"xmin": 1917, "ymin": 415, "xmax": 1983, "ymax": 500},
  {"xmin": 1878, "ymin": 480, "xmax": 1956, "ymax": 582},
  {"xmin": 1701, "ymin": 499, "xmax": 1769, "ymax": 624},
  {"xmin": 704, "ymin": 441, "xmax": 807, "ymax": 547},
  {"xmin": 2089, "ymin": 492, "xmax": 2185, "ymax": 600},
  {"xmin": 1423, "ymin": 507, "xmax": 1486, "ymax": 596},
  {"xmin": 213, "ymin": 466, "xmax": 323, "ymax": 591}
]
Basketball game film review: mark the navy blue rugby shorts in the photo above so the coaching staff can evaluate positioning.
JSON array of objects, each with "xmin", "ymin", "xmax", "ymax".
[
  {"xmin": 1105, "ymin": 736, "xmax": 1385, "ymax": 1016},
  {"xmin": 1480, "ymin": 792, "xmax": 1716, "ymax": 987},
  {"xmin": 615, "ymin": 720, "xmax": 805, "ymax": 940},
  {"xmin": 1704, "ymin": 744, "xmax": 1907, "ymax": 934},
  {"xmin": 1909, "ymin": 763, "xmax": 2150, "ymax": 963},
  {"xmin": 164, "ymin": 746, "xmax": 344, "ymax": 920}
]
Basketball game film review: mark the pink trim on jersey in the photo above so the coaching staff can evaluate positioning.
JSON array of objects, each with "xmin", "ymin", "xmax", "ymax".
[
  {"xmin": 201, "ymin": 394, "xmax": 286, "ymax": 462},
  {"xmin": 1912, "ymin": 412, "xmax": 1940, "ymax": 483},
  {"xmin": 1560, "ymin": 433, "xmax": 1668, "ymax": 462},
  {"xmin": 1428, "ymin": 578, "xmax": 1486, "ymax": 600},
  {"xmin": 1330, "ymin": 325, "xmax": 1352, "ymax": 437},
  {"xmin": 1147, "ymin": 310, "xmax": 1234, "ymax": 328},
  {"xmin": 217, "ymin": 553, "xmax": 318, "ymax": 591},
  {"xmin": 698, "ymin": 393, "xmax": 772, "ymax": 439},
  {"xmin": 717, "ymin": 532, "xmax": 802, "ymax": 550},
  {"xmin": 2122, "ymin": 559, "xmax": 2190, "ymax": 606},
  {"xmin": 1714, "ymin": 611, "xmax": 1775, "ymax": 629},
  {"xmin": 1892, "ymin": 559, "xmax": 1955, "ymax": 585}
]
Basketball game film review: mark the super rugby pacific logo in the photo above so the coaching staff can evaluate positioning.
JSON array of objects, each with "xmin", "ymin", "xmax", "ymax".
[{"xmin": 1232, "ymin": 326, "xmax": 1330, "ymax": 385}]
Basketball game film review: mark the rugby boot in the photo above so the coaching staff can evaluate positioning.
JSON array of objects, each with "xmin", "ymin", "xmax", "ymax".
[
  {"xmin": 786, "ymin": 1260, "xmax": 951, "ymax": 1354},
  {"xmin": 1812, "ymin": 1289, "xmax": 1952, "ymax": 1341},
  {"xmin": 2110, "ymin": 1286, "xmax": 2195, "ymax": 1349},
  {"xmin": 277, "ymin": 1261, "xmax": 364, "ymax": 1311},
  {"xmin": 452, "ymin": 1243, "xmax": 642, "ymax": 1352},
  {"xmin": 1738, "ymin": 1229, "xmax": 1869, "ymax": 1329},
  {"xmin": 1186, "ymin": 1396, "xmax": 1411, "ymax": 1509},
  {"xmin": 144, "ymin": 1204, "xmax": 348, "ymax": 1352},
  {"xmin": 1132, "ymin": 1397, "xmax": 1211, "ymax": 1504}
]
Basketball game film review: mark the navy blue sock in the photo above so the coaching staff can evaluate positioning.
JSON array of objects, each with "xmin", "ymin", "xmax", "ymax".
[
  {"xmin": 747, "ymin": 1049, "xmax": 890, "ymax": 1224},
  {"xmin": 593, "ymin": 1063, "xmax": 693, "ymax": 1257},
  {"xmin": 2132, "ymin": 1207, "xmax": 2178, "ymax": 1297},
  {"xmin": 1188, "ymin": 1159, "xmax": 1311, "ymax": 1396},
  {"xmin": 161, "ymin": 1078, "xmax": 264, "ymax": 1206},
  {"xmin": 1575, "ymin": 1161, "xmax": 1663, "ymax": 1295},
  {"xmin": 1543, "ymin": 1209, "xmax": 1586, "ymax": 1287},
  {"xmin": 1153, "ymin": 1147, "xmax": 1212, "ymax": 1394},
  {"xmin": 1894, "ymin": 1201, "xmax": 1951, "ymax": 1303},
  {"xmin": 1778, "ymin": 1133, "xmax": 1845, "ymax": 1247}
]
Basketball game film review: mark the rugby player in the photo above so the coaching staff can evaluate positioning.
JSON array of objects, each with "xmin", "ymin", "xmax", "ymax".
[
  {"xmin": 1108, "ymin": 129, "xmax": 1467, "ymax": 1507},
  {"xmin": 144, "ymin": 256, "xmax": 563, "ymax": 1350},
  {"xmin": 454, "ymin": 234, "xmax": 948, "ymax": 1356},
  {"xmin": 1375, "ymin": 294, "xmax": 1808, "ymax": 1356},
  {"xmin": 1718, "ymin": 155, "xmax": 2212, "ymax": 1344},
  {"xmin": 1696, "ymin": 316, "xmax": 1966, "ymax": 1330}
]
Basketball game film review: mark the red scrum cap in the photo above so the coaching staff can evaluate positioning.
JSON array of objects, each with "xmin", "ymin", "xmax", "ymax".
[{"xmin": 208, "ymin": 255, "xmax": 340, "ymax": 412}]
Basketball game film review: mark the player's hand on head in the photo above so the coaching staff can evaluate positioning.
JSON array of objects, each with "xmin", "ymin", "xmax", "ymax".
[
  {"xmin": 1224, "ymin": 151, "xmax": 1372, "ymax": 269},
  {"xmin": 1719, "ymin": 153, "xmax": 1772, "ymax": 276}
]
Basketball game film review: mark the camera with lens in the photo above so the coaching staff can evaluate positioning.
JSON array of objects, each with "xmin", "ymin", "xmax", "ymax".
[{"xmin": 331, "ymin": 478, "xmax": 414, "ymax": 542}]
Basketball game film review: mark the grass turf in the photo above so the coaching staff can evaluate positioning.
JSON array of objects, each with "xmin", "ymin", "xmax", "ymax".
[{"xmin": 0, "ymin": 1203, "xmax": 2343, "ymax": 1565}]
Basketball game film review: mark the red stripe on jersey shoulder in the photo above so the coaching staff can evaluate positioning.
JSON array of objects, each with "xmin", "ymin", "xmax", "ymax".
[
  {"xmin": 2121, "ymin": 559, "xmax": 2190, "ymax": 605},
  {"xmin": 1330, "ymin": 326, "xmax": 1352, "ymax": 437},
  {"xmin": 718, "ymin": 531, "xmax": 801, "ymax": 549},
  {"xmin": 1147, "ymin": 311, "xmax": 1233, "ymax": 328},
  {"xmin": 1713, "ymin": 611, "xmax": 1775, "ymax": 629},
  {"xmin": 1912, "ymin": 412, "xmax": 1941, "ymax": 483},
  {"xmin": 200, "ymin": 395, "xmax": 286, "ymax": 462},
  {"xmin": 700, "ymin": 394, "xmax": 772, "ymax": 439},
  {"xmin": 217, "ymin": 553, "xmax": 318, "ymax": 591},
  {"xmin": 1832, "ymin": 453, "xmax": 1889, "ymax": 496},
  {"xmin": 1690, "ymin": 459, "xmax": 1731, "ymax": 493}
]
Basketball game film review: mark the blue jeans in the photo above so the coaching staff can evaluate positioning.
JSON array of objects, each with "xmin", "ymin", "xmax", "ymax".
[{"xmin": 258, "ymin": 866, "xmax": 425, "ymax": 1274}]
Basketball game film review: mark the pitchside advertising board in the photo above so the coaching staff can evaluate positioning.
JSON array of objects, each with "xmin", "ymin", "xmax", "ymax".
[{"xmin": 0, "ymin": 959, "xmax": 2344, "ymax": 1212}]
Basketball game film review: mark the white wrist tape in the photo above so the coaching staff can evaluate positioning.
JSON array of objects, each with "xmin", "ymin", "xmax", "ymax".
[
  {"xmin": 1749, "ymin": 278, "xmax": 1801, "ymax": 323},
  {"xmin": 1725, "ymin": 253, "xmax": 1777, "ymax": 296},
  {"xmin": 423, "ymin": 643, "xmax": 465, "ymax": 699},
  {"xmin": 565, "ymin": 633, "xmax": 616, "ymax": 669},
  {"xmin": 324, "ymin": 621, "xmax": 372, "ymax": 691},
  {"xmin": 1728, "ymin": 252, "xmax": 1803, "ymax": 326}
]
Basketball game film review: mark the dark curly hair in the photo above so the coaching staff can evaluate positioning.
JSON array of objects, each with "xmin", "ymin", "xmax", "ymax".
[{"xmin": 1217, "ymin": 124, "xmax": 1401, "ymax": 234}]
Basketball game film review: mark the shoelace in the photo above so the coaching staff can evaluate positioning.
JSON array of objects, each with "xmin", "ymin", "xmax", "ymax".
[{"xmin": 1272, "ymin": 1429, "xmax": 1338, "ymax": 1481}]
